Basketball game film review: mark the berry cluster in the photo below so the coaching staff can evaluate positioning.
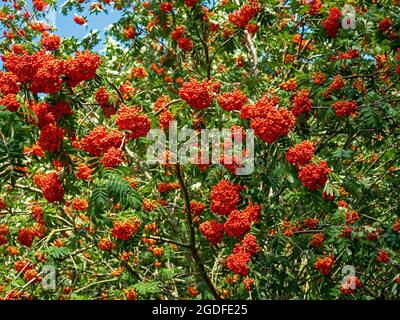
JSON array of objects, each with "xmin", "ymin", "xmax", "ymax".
[
  {"xmin": 210, "ymin": 179, "xmax": 241, "ymax": 216},
  {"xmin": 217, "ymin": 89, "xmax": 248, "ymax": 111},
  {"xmin": 33, "ymin": 172, "xmax": 64, "ymax": 202},
  {"xmin": 250, "ymin": 108, "xmax": 295, "ymax": 144},
  {"xmin": 291, "ymin": 89, "xmax": 312, "ymax": 116},
  {"xmin": 286, "ymin": 140, "xmax": 315, "ymax": 167},
  {"xmin": 199, "ymin": 220, "xmax": 225, "ymax": 244},
  {"xmin": 112, "ymin": 219, "xmax": 141, "ymax": 241},
  {"xmin": 71, "ymin": 198, "xmax": 88, "ymax": 212},
  {"xmin": 41, "ymin": 33, "xmax": 61, "ymax": 51},
  {"xmin": 315, "ymin": 254, "xmax": 334, "ymax": 275},
  {"xmin": 102, "ymin": 147, "xmax": 123, "ymax": 168},
  {"xmin": 226, "ymin": 234, "xmax": 259, "ymax": 277},
  {"xmin": 228, "ymin": 2, "xmax": 259, "ymax": 28},
  {"xmin": 64, "ymin": 50, "xmax": 101, "ymax": 87},
  {"xmin": 116, "ymin": 105, "xmax": 151, "ymax": 139},
  {"xmin": 340, "ymin": 276, "xmax": 361, "ymax": 295},
  {"xmin": 38, "ymin": 123, "xmax": 64, "ymax": 153},
  {"xmin": 322, "ymin": 8, "xmax": 342, "ymax": 38},
  {"xmin": 81, "ymin": 126, "xmax": 123, "ymax": 156},
  {"xmin": 332, "ymin": 100, "xmax": 358, "ymax": 117},
  {"xmin": 298, "ymin": 160, "xmax": 331, "ymax": 191},
  {"xmin": 179, "ymin": 78, "xmax": 214, "ymax": 110},
  {"xmin": 224, "ymin": 203, "xmax": 260, "ymax": 237}
]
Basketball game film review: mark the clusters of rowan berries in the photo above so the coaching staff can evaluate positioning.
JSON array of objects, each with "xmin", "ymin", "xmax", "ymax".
[
  {"xmin": 157, "ymin": 182, "xmax": 180, "ymax": 193},
  {"xmin": 217, "ymin": 89, "xmax": 248, "ymax": 112},
  {"xmin": 286, "ymin": 140, "xmax": 315, "ymax": 168},
  {"xmin": 226, "ymin": 233, "xmax": 259, "ymax": 277},
  {"xmin": 33, "ymin": 172, "xmax": 64, "ymax": 202},
  {"xmin": 291, "ymin": 89, "xmax": 312, "ymax": 116},
  {"xmin": 210, "ymin": 179, "xmax": 241, "ymax": 216},
  {"xmin": 179, "ymin": 78, "xmax": 216, "ymax": 110},
  {"xmin": 98, "ymin": 238, "xmax": 116, "ymax": 251},
  {"xmin": 228, "ymin": 1, "xmax": 259, "ymax": 28},
  {"xmin": 31, "ymin": 205, "xmax": 44, "ymax": 224},
  {"xmin": 16, "ymin": 224, "xmax": 45, "ymax": 247},
  {"xmin": 340, "ymin": 275, "xmax": 362, "ymax": 295},
  {"xmin": 240, "ymin": 94, "xmax": 295, "ymax": 144},
  {"xmin": 112, "ymin": 219, "xmax": 141, "ymax": 241},
  {"xmin": 40, "ymin": 33, "xmax": 61, "ymax": 51},
  {"xmin": 332, "ymin": 100, "xmax": 358, "ymax": 117},
  {"xmin": 322, "ymin": 8, "xmax": 342, "ymax": 38},
  {"xmin": 224, "ymin": 203, "xmax": 261, "ymax": 237},
  {"xmin": 0, "ymin": 223, "xmax": 9, "ymax": 246},
  {"xmin": 116, "ymin": 104, "xmax": 151, "ymax": 139},
  {"xmin": 96, "ymin": 87, "xmax": 117, "ymax": 117},
  {"xmin": 250, "ymin": 108, "xmax": 295, "ymax": 144},
  {"xmin": 315, "ymin": 254, "xmax": 334, "ymax": 275},
  {"xmin": 322, "ymin": 75, "xmax": 344, "ymax": 97},
  {"xmin": 310, "ymin": 233, "xmax": 325, "ymax": 248},
  {"xmin": 71, "ymin": 198, "xmax": 88, "ymax": 212},
  {"xmin": 376, "ymin": 250, "xmax": 390, "ymax": 263},
  {"xmin": 169, "ymin": 25, "xmax": 193, "ymax": 51},
  {"xmin": 307, "ymin": 0, "xmax": 323, "ymax": 15},
  {"xmin": 298, "ymin": 160, "xmax": 331, "ymax": 191},
  {"xmin": 79, "ymin": 126, "xmax": 125, "ymax": 167},
  {"xmin": 378, "ymin": 17, "xmax": 392, "ymax": 33}
]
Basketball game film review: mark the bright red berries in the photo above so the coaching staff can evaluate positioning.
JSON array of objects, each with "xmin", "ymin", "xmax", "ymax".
[
  {"xmin": 210, "ymin": 180, "xmax": 241, "ymax": 216},
  {"xmin": 177, "ymin": 37, "xmax": 193, "ymax": 51},
  {"xmin": 38, "ymin": 123, "xmax": 64, "ymax": 153},
  {"xmin": 378, "ymin": 17, "xmax": 392, "ymax": 33},
  {"xmin": 226, "ymin": 233, "xmax": 259, "ymax": 276},
  {"xmin": 226, "ymin": 251, "xmax": 251, "ymax": 277},
  {"xmin": 72, "ymin": 198, "xmax": 88, "ymax": 212},
  {"xmin": 217, "ymin": 89, "xmax": 248, "ymax": 111},
  {"xmin": 116, "ymin": 105, "xmax": 151, "ymax": 139},
  {"xmin": 240, "ymin": 95, "xmax": 295, "ymax": 144},
  {"xmin": 112, "ymin": 219, "xmax": 141, "ymax": 241},
  {"xmin": 0, "ymin": 71, "xmax": 19, "ymax": 95},
  {"xmin": 179, "ymin": 78, "xmax": 215, "ymax": 110},
  {"xmin": 41, "ymin": 34, "xmax": 61, "ymax": 51},
  {"xmin": 74, "ymin": 15, "xmax": 86, "ymax": 25},
  {"xmin": 228, "ymin": 2, "xmax": 259, "ymax": 28},
  {"xmin": 160, "ymin": 2, "xmax": 173, "ymax": 12},
  {"xmin": 80, "ymin": 126, "xmax": 124, "ymax": 157},
  {"xmin": 377, "ymin": 250, "xmax": 390, "ymax": 263},
  {"xmin": 340, "ymin": 275, "xmax": 361, "ymax": 295},
  {"xmin": 64, "ymin": 50, "xmax": 101, "ymax": 87},
  {"xmin": 16, "ymin": 228, "xmax": 35, "ymax": 247},
  {"xmin": 286, "ymin": 141, "xmax": 315, "ymax": 167},
  {"xmin": 33, "ymin": 0, "xmax": 49, "ymax": 11},
  {"xmin": 315, "ymin": 254, "xmax": 334, "ymax": 275},
  {"xmin": 310, "ymin": 233, "xmax": 325, "ymax": 248},
  {"xmin": 332, "ymin": 100, "xmax": 358, "ymax": 117},
  {"xmin": 250, "ymin": 108, "xmax": 295, "ymax": 144},
  {"xmin": 240, "ymin": 95, "xmax": 278, "ymax": 119},
  {"xmin": 291, "ymin": 89, "xmax": 312, "ymax": 116},
  {"xmin": 102, "ymin": 147, "xmax": 123, "ymax": 168},
  {"xmin": 33, "ymin": 172, "xmax": 64, "ymax": 202},
  {"xmin": 98, "ymin": 238, "xmax": 116, "ymax": 251},
  {"xmin": 298, "ymin": 160, "xmax": 331, "ymax": 191},
  {"xmin": 322, "ymin": 8, "xmax": 342, "ymax": 38},
  {"xmin": 0, "ymin": 94, "xmax": 20, "ymax": 112},
  {"xmin": 199, "ymin": 220, "xmax": 225, "ymax": 244},
  {"xmin": 190, "ymin": 200, "xmax": 206, "ymax": 216},
  {"xmin": 224, "ymin": 203, "xmax": 261, "ymax": 237}
]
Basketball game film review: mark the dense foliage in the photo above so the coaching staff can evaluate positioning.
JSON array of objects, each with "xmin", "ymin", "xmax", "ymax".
[{"xmin": 0, "ymin": 0, "xmax": 400, "ymax": 300}]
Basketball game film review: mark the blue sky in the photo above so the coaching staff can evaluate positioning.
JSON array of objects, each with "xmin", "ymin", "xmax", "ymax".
[{"xmin": 54, "ymin": 2, "xmax": 121, "ymax": 42}]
